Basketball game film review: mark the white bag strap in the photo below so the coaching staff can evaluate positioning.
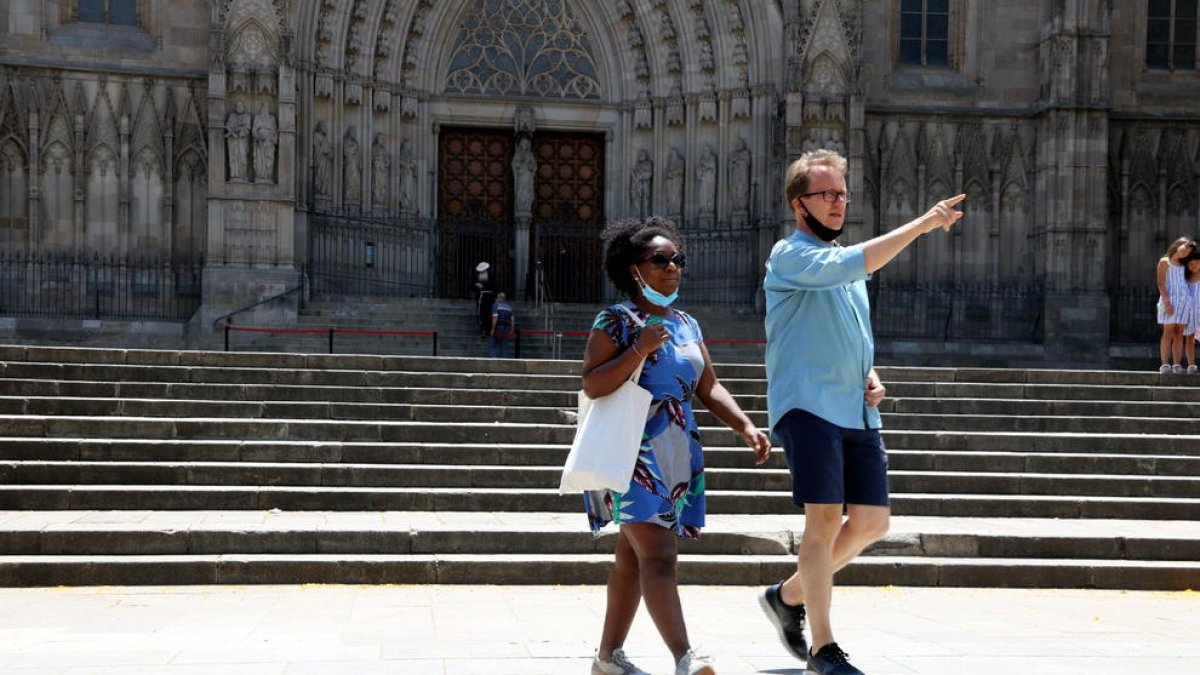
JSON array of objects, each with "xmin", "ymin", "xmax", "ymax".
[{"xmin": 613, "ymin": 303, "xmax": 647, "ymax": 382}]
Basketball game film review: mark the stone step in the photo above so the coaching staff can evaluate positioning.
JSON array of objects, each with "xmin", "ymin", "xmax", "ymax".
[
  {"xmin": 0, "ymin": 552, "xmax": 1194, "ymax": 589},
  {"xmin": 1, "ymin": 438, "xmax": 1194, "ymax": 476},
  {"xmin": 1, "ymin": 485, "xmax": 1196, "ymax": 519},
  {"xmin": 1, "ymin": 395, "xmax": 1192, "ymax": 429},
  {"xmin": 3, "ymin": 461, "xmax": 1193, "ymax": 497},
  {"xmin": 2, "ymin": 512, "xmax": 1195, "ymax": 562},
  {"xmin": 8, "ymin": 345, "xmax": 1200, "ymax": 387},
  {"xmin": 4, "ymin": 415, "xmax": 1199, "ymax": 454},
  {"xmin": 882, "ymin": 413, "xmax": 1198, "ymax": 435}
]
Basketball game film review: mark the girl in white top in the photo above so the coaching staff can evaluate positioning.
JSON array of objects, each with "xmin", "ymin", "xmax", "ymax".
[
  {"xmin": 1157, "ymin": 237, "xmax": 1195, "ymax": 374},
  {"xmin": 1186, "ymin": 254, "xmax": 1200, "ymax": 374}
]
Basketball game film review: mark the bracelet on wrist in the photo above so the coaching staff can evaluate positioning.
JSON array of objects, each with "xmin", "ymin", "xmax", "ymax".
[{"xmin": 631, "ymin": 343, "xmax": 644, "ymax": 358}]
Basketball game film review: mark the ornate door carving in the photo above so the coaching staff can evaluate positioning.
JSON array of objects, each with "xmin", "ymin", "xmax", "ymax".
[
  {"xmin": 531, "ymin": 131, "xmax": 605, "ymax": 304},
  {"xmin": 437, "ymin": 128, "xmax": 513, "ymax": 298}
]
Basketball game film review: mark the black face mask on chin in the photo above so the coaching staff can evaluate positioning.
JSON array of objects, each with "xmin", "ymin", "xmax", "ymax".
[{"xmin": 802, "ymin": 209, "xmax": 841, "ymax": 242}]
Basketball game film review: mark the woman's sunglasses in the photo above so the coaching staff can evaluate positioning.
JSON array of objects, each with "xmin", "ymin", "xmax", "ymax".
[{"xmin": 640, "ymin": 252, "xmax": 687, "ymax": 269}]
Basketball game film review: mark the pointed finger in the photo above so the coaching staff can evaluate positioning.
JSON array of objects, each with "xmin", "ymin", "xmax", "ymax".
[{"xmin": 942, "ymin": 193, "xmax": 967, "ymax": 206}]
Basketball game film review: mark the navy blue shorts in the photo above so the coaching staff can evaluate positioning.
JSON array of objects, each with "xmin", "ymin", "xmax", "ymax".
[{"xmin": 773, "ymin": 408, "xmax": 890, "ymax": 506}]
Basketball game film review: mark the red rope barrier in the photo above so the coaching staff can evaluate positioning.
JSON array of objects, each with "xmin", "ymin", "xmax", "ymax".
[
  {"xmin": 335, "ymin": 329, "xmax": 436, "ymax": 336},
  {"xmin": 225, "ymin": 327, "xmax": 328, "ymax": 334},
  {"xmin": 518, "ymin": 329, "xmax": 591, "ymax": 337},
  {"xmin": 705, "ymin": 338, "xmax": 766, "ymax": 345}
]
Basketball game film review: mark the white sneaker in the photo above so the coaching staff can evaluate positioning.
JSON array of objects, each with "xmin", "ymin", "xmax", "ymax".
[
  {"xmin": 592, "ymin": 648, "xmax": 650, "ymax": 675},
  {"xmin": 1159, "ymin": 364, "xmax": 1172, "ymax": 374},
  {"xmin": 1173, "ymin": 364, "xmax": 1184, "ymax": 374},
  {"xmin": 675, "ymin": 647, "xmax": 717, "ymax": 675}
]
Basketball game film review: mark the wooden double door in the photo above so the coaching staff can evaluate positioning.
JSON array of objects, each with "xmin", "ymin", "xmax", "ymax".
[{"xmin": 437, "ymin": 127, "xmax": 605, "ymax": 303}]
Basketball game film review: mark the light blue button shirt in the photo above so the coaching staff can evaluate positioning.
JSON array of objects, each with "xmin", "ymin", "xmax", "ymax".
[{"xmin": 763, "ymin": 228, "xmax": 881, "ymax": 432}]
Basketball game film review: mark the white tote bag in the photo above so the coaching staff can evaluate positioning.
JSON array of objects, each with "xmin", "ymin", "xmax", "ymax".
[{"xmin": 559, "ymin": 306, "xmax": 654, "ymax": 494}]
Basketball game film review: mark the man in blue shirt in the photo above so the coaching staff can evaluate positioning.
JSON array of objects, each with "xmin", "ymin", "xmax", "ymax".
[{"xmin": 758, "ymin": 149, "xmax": 964, "ymax": 675}]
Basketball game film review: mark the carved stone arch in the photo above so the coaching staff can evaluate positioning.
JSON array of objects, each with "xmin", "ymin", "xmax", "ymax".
[
  {"xmin": 797, "ymin": 0, "xmax": 854, "ymax": 72},
  {"xmin": 0, "ymin": 80, "xmax": 27, "ymax": 150},
  {"xmin": 85, "ymin": 82, "xmax": 120, "ymax": 169},
  {"xmin": 1166, "ymin": 184, "xmax": 1193, "ymax": 231},
  {"xmin": 227, "ymin": 18, "xmax": 278, "ymax": 68},
  {"xmin": 130, "ymin": 87, "xmax": 164, "ymax": 176},
  {"xmin": 924, "ymin": 126, "xmax": 954, "ymax": 191},
  {"xmin": 887, "ymin": 126, "xmax": 918, "ymax": 182},
  {"xmin": 429, "ymin": 0, "xmax": 618, "ymax": 101},
  {"xmin": 40, "ymin": 83, "xmax": 75, "ymax": 157},
  {"xmin": 370, "ymin": 0, "xmax": 404, "ymax": 83},
  {"xmin": 1128, "ymin": 129, "xmax": 1158, "ymax": 185},
  {"xmin": 1164, "ymin": 131, "xmax": 1193, "ymax": 191},
  {"xmin": 369, "ymin": 0, "xmax": 441, "ymax": 88},
  {"xmin": 741, "ymin": 0, "xmax": 787, "ymax": 88},
  {"xmin": 961, "ymin": 125, "xmax": 988, "ymax": 183},
  {"xmin": 1001, "ymin": 132, "xmax": 1029, "ymax": 194},
  {"xmin": 175, "ymin": 87, "xmax": 208, "ymax": 167},
  {"xmin": 313, "ymin": 0, "xmax": 354, "ymax": 69},
  {"xmin": 621, "ymin": 0, "xmax": 674, "ymax": 96}
]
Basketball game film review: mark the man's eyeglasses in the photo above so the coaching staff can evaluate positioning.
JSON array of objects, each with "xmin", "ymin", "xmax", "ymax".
[
  {"xmin": 640, "ymin": 252, "xmax": 687, "ymax": 269},
  {"xmin": 800, "ymin": 189, "xmax": 852, "ymax": 204}
]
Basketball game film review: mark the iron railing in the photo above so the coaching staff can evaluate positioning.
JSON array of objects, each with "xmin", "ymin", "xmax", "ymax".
[
  {"xmin": 681, "ymin": 226, "xmax": 761, "ymax": 306},
  {"xmin": 308, "ymin": 213, "xmax": 435, "ymax": 297},
  {"xmin": 869, "ymin": 281, "xmax": 1045, "ymax": 343},
  {"xmin": 1109, "ymin": 285, "xmax": 1159, "ymax": 344},
  {"xmin": 0, "ymin": 252, "xmax": 202, "ymax": 321}
]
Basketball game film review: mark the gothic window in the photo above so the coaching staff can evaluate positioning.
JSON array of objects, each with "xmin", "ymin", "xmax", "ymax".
[
  {"xmin": 77, "ymin": 0, "xmax": 138, "ymax": 26},
  {"xmin": 1148, "ymin": 0, "xmax": 1197, "ymax": 70},
  {"xmin": 899, "ymin": 0, "xmax": 949, "ymax": 67},
  {"xmin": 444, "ymin": 0, "xmax": 602, "ymax": 99}
]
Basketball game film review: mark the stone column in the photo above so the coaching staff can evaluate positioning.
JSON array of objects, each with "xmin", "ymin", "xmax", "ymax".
[{"xmin": 1035, "ymin": 2, "xmax": 1111, "ymax": 362}]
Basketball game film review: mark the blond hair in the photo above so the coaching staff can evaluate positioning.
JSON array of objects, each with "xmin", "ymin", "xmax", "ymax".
[{"xmin": 784, "ymin": 149, "xmax": 848, "ymax": 205}]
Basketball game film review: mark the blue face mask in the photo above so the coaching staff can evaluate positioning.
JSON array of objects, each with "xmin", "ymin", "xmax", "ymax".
[{"xmin": 635, "ymin": 269, "xmax": 679, "ymax": 307}]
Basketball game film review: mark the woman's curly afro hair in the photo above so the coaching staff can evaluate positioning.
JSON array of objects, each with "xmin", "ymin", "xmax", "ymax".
[{"xmin": 601, "ymin": 216, "xmax": 686, "ymax": 299}]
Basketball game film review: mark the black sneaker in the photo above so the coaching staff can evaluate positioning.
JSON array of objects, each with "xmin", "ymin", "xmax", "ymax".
[
  {"xmin": 807, "ymin": 642, "xmax": 864, "ymax": 675},
  {"xmin": 758, "ymin": 582, "xmax": 808, "ymax": 661}
]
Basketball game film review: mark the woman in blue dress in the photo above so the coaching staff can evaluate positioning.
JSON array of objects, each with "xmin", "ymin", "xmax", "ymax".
[{"xmin": 583, "ymin": 217, "xmax": 771, "ymax": 675}]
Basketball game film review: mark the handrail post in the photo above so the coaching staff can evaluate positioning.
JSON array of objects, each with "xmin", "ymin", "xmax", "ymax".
[
  {"xmin": 432, "ymin": 330, "xmax": 438, "ymax": 357},
  {"xmin": 224, "ymin": 325, "xmax": 230, "ymax": 352},
  {"xmin": 515, "ymin": 330, "xmax": 521, "ymax": 359},
  {"xmin": 328, "ymin": 328, "xmax": 335, "ymax": 354}
]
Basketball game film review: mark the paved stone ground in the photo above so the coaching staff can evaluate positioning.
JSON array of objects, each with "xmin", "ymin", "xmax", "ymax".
[{"xmin": 0, "ymin": 584, "xmax": 1196, "ymax": 674}]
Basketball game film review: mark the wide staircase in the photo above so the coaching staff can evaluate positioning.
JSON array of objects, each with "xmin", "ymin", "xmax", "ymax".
[{"xmin": 0, "ymin": 345, "xmax": 1196, "ymax": 589}]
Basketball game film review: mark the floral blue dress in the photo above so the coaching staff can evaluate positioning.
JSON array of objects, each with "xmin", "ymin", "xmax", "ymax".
[{"xmin": 584, "ymin": 301, "xmax": 708, "ymax": 539}]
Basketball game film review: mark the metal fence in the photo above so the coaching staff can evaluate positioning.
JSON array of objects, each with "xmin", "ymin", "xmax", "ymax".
[
  {"xmin": 679, "ymin": 226, "xmax": 760, "ymax": 306},
  {"xmin": 1109, "ymin": 285, "xmax": 1159, "ymax": 344},
  {"xmin": 869, "ymin": 281, "xmax": 1045, "ymax": 342},
  {"xmin": 0, "ymin": 252, "xmax": 202, "ymax": 321},
  {"xmin": 308, "ymin": 213, "xmax": 435, "ymax": 297}
]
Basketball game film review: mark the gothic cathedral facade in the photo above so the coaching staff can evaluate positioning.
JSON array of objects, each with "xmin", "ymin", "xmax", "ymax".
[{"xmin": 0, "ymin": 1, "xmax": 1197, "ymax": 360}]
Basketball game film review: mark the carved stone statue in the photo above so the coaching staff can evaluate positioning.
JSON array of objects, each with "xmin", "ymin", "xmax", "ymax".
[
  {"xmin": 512, "ymin": 136, "xmax": 536, "ymax": 218},
  {"xmin": 632, "ymin": 149, "xmax": 653, "ymax": 216},
  {"xmin": 697, "ymin": 145, "xmax": 717, "ymax": 216},
  {"xmin": 343, "ymin": 125, "xmax": 361, "ymax": 203},
  {"xmin": 665, "ymin": 147, "xmax": 685, "ymax": 218},
  {"xmin": 312, "ymin": 121, "xmax": 333, "ymax": 198},
  {"xmin": 252, "ymin": 103, "xmax": 277, "ymax": 183},
  {"xmin": 397, "ymin": 138, "xmax": 416, "ymax": 211},
  {"xmin": 730, "ymin": 137, "xmax": 751, "ymax": 212},
  {"xmin": 371, "ymin": 133, "xmax": 390, "ymax": 208},
  {"xmin": 224, "ymin": 100, "xmax": 251, "ymax": 182}
]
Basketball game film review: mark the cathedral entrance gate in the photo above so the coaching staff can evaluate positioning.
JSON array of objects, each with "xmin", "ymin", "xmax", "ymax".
[
  {"xmin": 529, "ymin": 131, "xmax": 605, "ymax": 305},
  {"xmin": 437, "ymin": 128, "xmax": 515, "ymax": 300},
  {"xmin": 437, "ymin": 127, "xmax": 605, "ymax": 304}
]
